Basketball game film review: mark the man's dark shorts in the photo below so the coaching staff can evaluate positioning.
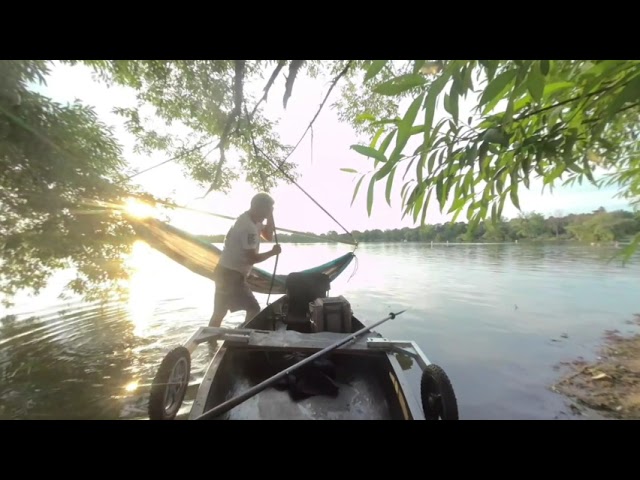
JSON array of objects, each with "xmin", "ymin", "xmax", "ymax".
[{"xmin": 213, "ymin": 265, "xmax": 260, "ymax": 314}]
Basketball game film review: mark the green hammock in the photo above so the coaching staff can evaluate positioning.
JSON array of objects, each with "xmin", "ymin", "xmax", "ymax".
[{"xmin": 129, "ymin": 217, "xmax": 356, "ymax": 295}]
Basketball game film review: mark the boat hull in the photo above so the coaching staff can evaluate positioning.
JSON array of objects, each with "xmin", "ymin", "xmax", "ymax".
[{"xmin": 188, "ymin": 296, "xmax": 423, "ymax": 420}]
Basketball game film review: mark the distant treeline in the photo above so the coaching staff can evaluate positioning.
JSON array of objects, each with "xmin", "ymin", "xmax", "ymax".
[{"xmin": 198, "ymin": 208, "xmax": 640, "ymax": 245}]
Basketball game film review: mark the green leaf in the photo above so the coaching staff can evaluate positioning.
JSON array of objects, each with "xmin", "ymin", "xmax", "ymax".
[
  {"xmin": 385, "ymin": 166, "xmax": 396, "ymax": 206},
  {"xmin": 494, "ymin": 166, "xmax": 507, "ymax": 192},
  {"xmin": 409, "ymin": 125, "xmax": 426, "ymax": 136},
  {"xmin": 606, "ymin": 73, "xmax": 640, "ymax": 120},
  {"xmin": 350, "ymin": 144, "xmax": 387, "ymax": 165},
  {"xmin": 369, "ymin": 127, "xmax": 384, "ymax": 148},
  {"xmin": 479, "ymin": 69, "xmax": 517, "ymax": 109},
  {"xmin": 340, "ymin": 168, "xmax": 358, "ymax": 173},
  {"xmin": 503, "ymin": 95, "xmax": 515, "ymax": 126},
  {"xmin": 420, "ymin": 189, "xmax": 433, "ymax": 225},
  {"xmin": 495, "ymin": 192, "xmax": 506, "ymax": 219},
  {"xmin": 373, "ymin": 74, "xmax": 427, "ymax": 96},
  {"xmin": 416, "ymin": 151, "xmax": 426, "ymax": 184},
  {"xmin": 451, "ymin": 203, "xmax": 465, "ymax": 224},
  {"xmin": 402, "ymin": 186, "xmax": 419, "ymax": 219},
  {"xmin": 542, "ymin": 81, "xmax": 574, "ymax": 99},
  {"xmin": 619, "ymin": 232, "xmax": 640, "ymax": 265},
  {"xmin": 443, "ymin": 91, "xmax": 460, "ymax": 125},
  {"xmin": 448, "ymin": 193, "xmax": 467, "ymax": 214},
  {"xmin": 480, "ymin": 61, "xmax": 500, "ymax": 81},
  {"xmin": 547, "ymin": 106, "xmax": 563, "ymax": 128},
  {"xmin": 379, "ymin": 130, "xmax": 396, "ymax": 155},
  {"xmin": 413, "ymin": 60, "xmax": 426, "ymax": 74},
  {"xmin": 513, "ymin": 94, "xmax": 534, "ymax": 113},
  {"xmin": 393, "ymin": 92, "xmax": 425, "ymax": 161},
  {"xmin": 463, "ymin": 168, "xmax": 474, "ymax": 191},
  {"xmin": 355, "ymin": 112, "xmax": 376, "ymax": 123},
  {"xmin": 465, "ymin": 142, "xmax": 478, "ymax": 167},
  {"xmin": 374, "ymin": 157, "xmax": 396, "ymax": 181},
  {"xmin": 370, "ymin": 118, "xmax": 401, "ymax": 127},
  {"xmin": 583, "ymin": 60, "xmax": 625, "ymax": 79},
  {"xmin": 526, "ymin": 62, "xmax": 545, "ymax": 103},
  {"xmin": 405, "ymin": 184, "xmax": 420, "ymax": 209},
  {"xmin": 436, "ymin": 176, "xmax": 444, "ymax": 210},
  {"xmin": 478, "ymin": 202, "xmax": 488, "ymax": 222},
  {"xmin": 423, "ymin": 71, "xmax": 451, "ymax": 148},
  {"xmin": 466, "ymin": 201, "xmax": 476, "ymax": 222},
  {"xmin": 351, "ymin": 175, "xmax": 365, "ymax": 206},
  {"xmin": 463, "ymin": 62, "xmax": 475, "ymax": 94},
  {"xmin": 413, "ymin": 188, "xmax": 426, "ymax": 222},
  {"xmin": 401, "ymin": 182, "xmax": 413, "ymax": 205},
  {"xmin": 403, "ymin": 156, "xmax": 418, "ymax": 181},
  {"xmin": 510, "ymin": 173, "xmax": 520, "ymax": 210},
  {"xmin": 483, "ymin": 128, "xmax": 508, "ymax": 146},
  {"xmin": 366, "ymin": 175, "xmax": 376, "ymax": 217},
  {"xmin": 540, "ymin": 60, "xmax": 550, "ymax": 76},
  {"xmin": 365, "ymin": 60, "xmax": 388, "ymax": 82}
]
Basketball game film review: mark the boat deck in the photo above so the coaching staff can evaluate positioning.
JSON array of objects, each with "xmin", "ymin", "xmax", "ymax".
[
  {"xmin": 187, "ymin": 301, "xmax": 420, "ymax": 420},
  {"xmin": 221, "ymin": 355, "xmax": 395, "ymax": 420}
]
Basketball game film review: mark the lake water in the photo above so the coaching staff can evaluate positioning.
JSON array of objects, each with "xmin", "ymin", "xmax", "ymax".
[{"xmin": 1, "ymin": 241, "xmax": 639, "ymax": 420}]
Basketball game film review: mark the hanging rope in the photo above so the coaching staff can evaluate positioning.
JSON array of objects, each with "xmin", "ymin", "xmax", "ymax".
[
  {"xmin": 99, "ymin": 192, "xmax": 359, "ymax": 247},
  {"xmin": 249, "ymin": 139, "xmax": 356, "ymax": 244}
]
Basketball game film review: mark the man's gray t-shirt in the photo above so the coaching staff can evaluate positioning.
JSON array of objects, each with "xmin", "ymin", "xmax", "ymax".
[{"xmin": 218, "ymin": 212, "xmax": 263, "ymax": 277}]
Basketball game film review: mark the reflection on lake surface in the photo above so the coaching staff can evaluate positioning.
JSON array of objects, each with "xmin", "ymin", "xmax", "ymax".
[{"xmin": 1, "ymin": 241, "xmax": 639, "ymax": 419}]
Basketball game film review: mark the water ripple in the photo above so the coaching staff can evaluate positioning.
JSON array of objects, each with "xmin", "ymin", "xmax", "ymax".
[{"xmin": 1, "ymin": 242, "xmax": 638, "ymax": 419}]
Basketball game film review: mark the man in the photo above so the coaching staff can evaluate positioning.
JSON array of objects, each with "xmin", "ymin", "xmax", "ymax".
[{"xmin": 209, "ymin": 192, "xmax": 281, "ymax": 327}]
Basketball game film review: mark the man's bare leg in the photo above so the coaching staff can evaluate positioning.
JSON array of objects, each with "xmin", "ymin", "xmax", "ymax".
[
  {"xmin": 244, "ymin": 305, "xmax": 260, "ymax": 324},
  {"xmin": 209, "ymin": 311, "xmax": 225, "ymax": 328}
]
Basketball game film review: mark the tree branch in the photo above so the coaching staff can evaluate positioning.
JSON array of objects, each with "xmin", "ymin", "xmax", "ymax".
[
  {"xmin": 121, "ymin": 139, "xmax": 215, "ymax": 183},
  {"xmin": 516, "ymin": 76, "xmax": 631, "ymax": 122},
  {"xmin": 274, "ymin": 60, "xmax": 354, "ymax": 171},
  {"xmin": 250, "ymin": 60, "xmax": 286, "ymax": 119},
  {"xmin": 208, "ymin": 60, "xmax": 245, "ymax": 195},
  {"xmin": 242, "ymin": 104, "xmax": 354, "ymax": 238},
  {"xmin": 283, "ymin": 60, "xmax": 305, "ymax": 109}
]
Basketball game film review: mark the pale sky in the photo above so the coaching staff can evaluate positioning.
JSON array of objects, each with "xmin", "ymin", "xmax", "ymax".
[{"xmin": 32, "ymin": 61, "xmax": 632, "ymax": 236}]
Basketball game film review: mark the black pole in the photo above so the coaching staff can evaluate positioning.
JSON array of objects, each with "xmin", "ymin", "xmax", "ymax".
[{"xmin": 266, "ymin": 223, "xmax": 278, "ymax": 306}]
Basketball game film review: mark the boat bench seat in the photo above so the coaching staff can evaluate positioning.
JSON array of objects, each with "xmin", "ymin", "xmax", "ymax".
[{"xmin": 234, "ymin": 329, "xmax": 375, "ymax": 354}]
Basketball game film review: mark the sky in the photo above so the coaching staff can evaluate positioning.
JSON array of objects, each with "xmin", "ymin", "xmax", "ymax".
[{"xmin": 31, "ymin": 61, "xmax": 633, "ymax": 236}]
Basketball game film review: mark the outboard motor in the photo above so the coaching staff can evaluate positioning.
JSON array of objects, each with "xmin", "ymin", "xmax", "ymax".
[{"xmin": 283, "ymin": 271, "xmax": 331, "ymax": 332}]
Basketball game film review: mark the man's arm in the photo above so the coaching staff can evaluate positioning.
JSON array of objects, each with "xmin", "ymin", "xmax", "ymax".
[
  {"xmin": 246, "ymin": 245, "xmax": 281, "ymax": 265},
  {"xmin": 242, "ymin": 227, "xmax": 280, "ymax": 264}
]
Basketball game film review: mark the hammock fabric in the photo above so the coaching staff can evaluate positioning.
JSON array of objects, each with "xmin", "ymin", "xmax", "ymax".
[{"xmin": 129, "ymin": 217, "xmax": 355, "ymax": 295}]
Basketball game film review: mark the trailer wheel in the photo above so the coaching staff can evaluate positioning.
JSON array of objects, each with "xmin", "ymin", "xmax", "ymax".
[
  {"xmin": 420, "ymin": 364, "xmax": 459, "ymax": 420},
  {"xmin": 148, "ymin": 346, "xmax": 191, "ymax": 420}
]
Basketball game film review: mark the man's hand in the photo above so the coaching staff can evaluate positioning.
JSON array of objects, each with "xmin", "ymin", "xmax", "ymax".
[
  {"xmin": 261, "ymin": 213, "xmax": 275, "ymax": 242},
  {"xmin": 248, "ymin": 244, "xmax": 281, "ymax": 265}
]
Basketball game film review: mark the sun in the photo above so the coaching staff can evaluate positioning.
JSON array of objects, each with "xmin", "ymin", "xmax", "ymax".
[{"xmin": 124, "ymin": 198, "xmax": 157, "ymax": 219}]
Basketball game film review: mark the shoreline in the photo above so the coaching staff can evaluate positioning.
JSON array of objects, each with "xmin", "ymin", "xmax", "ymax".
[
  {"xmin": 198, "ymin": 236, "xmax": 632, "ymax": 247},
  {"xmin": 552, "ymin": 314, "xmax": 640, "ymax": 420}
]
